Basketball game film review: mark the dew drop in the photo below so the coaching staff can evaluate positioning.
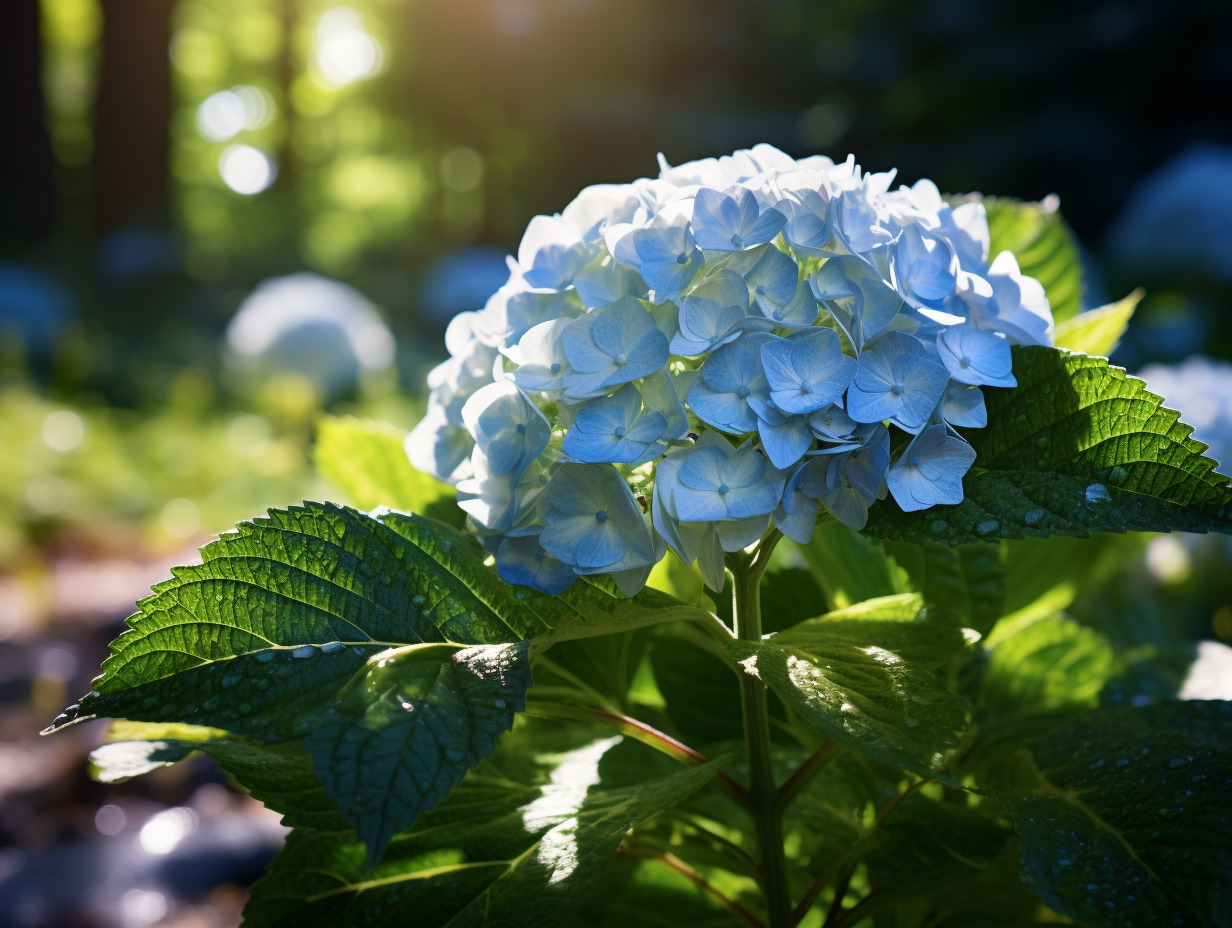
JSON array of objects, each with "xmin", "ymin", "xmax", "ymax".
[
  {"xmin": 321, "ymin": 641, "xmax": 345, "ymax": 654},
  {"xmin": 1023, "ymin": 508, "xmax": 1045, "ymax": 526},
  {"xmin": 444, "ymin": 748, "xmax": 467, "ymax": 763},
  {"xmin": 256, "ymin": 650, "xmax": 275, "ymax": 662},
  {"xmin": 493, "ymin": 699, "xmax": 506, "ymax": 709},
  {"xmin": 1035, "ymin": 435, "xmax": 1050, "ymax": 448},
  {"xmin": 931, "ymin": 520, "xmax": 947, "ymax": 534},
  {"xmin": 1085, "ymin": 483, "xmax": 1110, "ymax": 503},
  {"xmin": 291, "ymin": 645, "xmax": 316, "ymax": 658},
  {"xmin": 413, "ymin": 594, "xmax": 426, "ymax": 606},
  {"xmin": 976, "ymin": 519, "xmax": 1000, "ymax": 535}
]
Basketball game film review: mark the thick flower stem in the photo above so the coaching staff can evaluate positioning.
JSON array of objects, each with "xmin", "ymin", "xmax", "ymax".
[{"xmin": 731, "ymin": 549, "xmax": 793, "ymax": 928}]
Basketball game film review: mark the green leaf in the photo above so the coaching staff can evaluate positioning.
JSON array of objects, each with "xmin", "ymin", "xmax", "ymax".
[
  {"xmin": 304, "ymin": 641, "xmax": 531, "ymax": 861},
  {"xmin": 1000, "ymin": 701, "xmax": 1232, "ymax": 927},
  {"xmin": 1000, "ymin": 533, "xmax": 1146, "ymax": 624},
  {"xmin": 884, "ymin": 541, "xmax": 1005, "ymax": 636},
  {"xmin": 242, "ymin": 728, "xmax": 726, "ymax": 928},
  {"xmin": 726, "ymin": 594, "xmax": 969, "ymax": 777},
  {"xmin": 49, "ymin": 503, "xmax": 702, "ymax": 737},
  {"xmin": 864, "ymin": 347, "xmax": 1232, "ymax": 545},
  {"xmin": 864, "ymin": 795, "xmax": 1012, "ymax": 892},
  {"xmin": 796, "ymin": 520, "xmax": 909, "ymax": 609},
  {"xmin": 91, "ymin": 727, "xmax": 351, "ymax": 832},
  {"xmin": 650, "ymin": 634, "xmax": 745, "ymax": 744},
  {"xmin": 314, "ymin": 415, "xmax": 457, "ymax": 521},
  {"xmin": 570, "ymin": 855, "xmax": 748, "ymax": 928},
  {"xmin": 1053, "ymin": 289, "xmax": 1143, "ymax": 356},
  {"xmin": 48, "ymin": 503, "xmax": 706, "ymax": 861},
  {"xmin": 979, "ymin": 616, "xmax": 1117, "ymax": 716},
  {"xmin": 984, "ymin": 196, "xmax": 1083, "ymax": 323}
]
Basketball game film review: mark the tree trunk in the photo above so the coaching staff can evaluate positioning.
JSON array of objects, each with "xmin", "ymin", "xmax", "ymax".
[
  {"xmin": 92, "ymin": 0, "xmax": 172, "ymax": 235},
  {"xmin": 0, "ymin": 0, "xmax": 55, "ymax": 248}
]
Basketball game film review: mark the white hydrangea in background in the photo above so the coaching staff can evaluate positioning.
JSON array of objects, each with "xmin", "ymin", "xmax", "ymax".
[
  {"xmin": 408, "ymin": 145, "xmax": 1055, "ymax": 595},
  {"xmin": 226, "ymin": 272, "xmax": 396, "ymax": 398}
]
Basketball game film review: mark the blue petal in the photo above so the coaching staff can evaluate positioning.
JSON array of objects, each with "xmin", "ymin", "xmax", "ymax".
[
  {"xmin": 757, "ymin": 413, "xmax": 813, "ymax": 469},
  {"xmin": 497, "ymin": 535, "xmax": 577, "ymax": 594},
  {"xmin": 717, "ymin": 514, "xmax": 771, "ymax": 551},
  {"xmin": 678, "ymin": 444, "xmax": 728, "ymax": 491}
]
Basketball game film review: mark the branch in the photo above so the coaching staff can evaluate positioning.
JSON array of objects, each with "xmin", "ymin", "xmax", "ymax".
[
  {"xmin": 776, "ymin": 740, "xmax": 839, "ymax": 813},
  {"xmin": 524, "ymin": 699, "xmax": 751, "ymax": 808},
  {"xmin": 624, "ymin": 846, "xmax": 768, "ymax": 928}
]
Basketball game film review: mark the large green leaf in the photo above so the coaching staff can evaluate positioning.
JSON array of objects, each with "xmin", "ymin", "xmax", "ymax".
[
  {"xmin": 884, "ymin": 541, "xmax": 1005, "ymax": 636},
  {"xmin": 978, "ymin": 616, "xmax": 1117, "ymax": 716},
  {"xmin": 242, "ymin": 729, "xmax": 725, "ymax": 928},
  {"xmin": 726, "ymin": 595, "xmax": 969, "ymax": 777},
  {"xmin": 48, "ymin": 503, "xmax": 702, "ymax": 735},
  {"xmin": 865, "ymin": 347, "xmax": 1232, "ymax": 545},
  {"xmin": 1053, "ymin": 289, "xmax": 1142, "ymax": 357},
  {"xmin": 47, "ymin": 503, "xmax": 706, "ymax": 859},
  {"xmin": 315, "ymin": 415, "xmax": 459, "ymax": 523},
  {"xmin": 304, "ymin": 641, "xmax": 531, "ymax": 861},
  {"xmin": 1000, "ymin": 701, "xmax": 1232, "ymax": 927},
  {"xmin": 984, "ymin": 196, "xmax": 1083, "ymax": 322}
]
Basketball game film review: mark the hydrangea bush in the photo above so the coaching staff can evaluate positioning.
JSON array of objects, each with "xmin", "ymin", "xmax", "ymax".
[
  {"xmin": 49, "ymin": 148, "xmax": 1232, "ymax": 928},
  {"xmin": 409, "ymin": 146, "xmax": 1051, "ymax": 595}
]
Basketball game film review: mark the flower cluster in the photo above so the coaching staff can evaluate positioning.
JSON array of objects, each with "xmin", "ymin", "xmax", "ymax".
[{"xmin": 408, "ymin": 146, "xmax": 1054, "ymax": 595}]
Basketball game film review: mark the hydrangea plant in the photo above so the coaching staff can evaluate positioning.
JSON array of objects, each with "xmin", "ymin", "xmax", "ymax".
[{"xmin": 49, "ymin": 148, "xmax": 1232, "ymax": 928}]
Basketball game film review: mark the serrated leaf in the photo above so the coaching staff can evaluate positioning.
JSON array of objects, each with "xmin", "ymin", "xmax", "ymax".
[
  {"xmin": 884, "ymin": 541, "xmax": 1005, "ymax": 636},
  {"xmin": 315, "ymin": 415, "xmax": 459, "ymax": 522},
  {"xmin": 305, "ymin": 641, "xmax": 531, "ymax": 861},
  {"xmin": 1000, "ymin": 701, "xmax": 1232, "ymax": 927},
  {"xmin": 984, "ymin": 196, "xmax": 1083, "ymax": 322},
  {"xmin": 865, "ymin": 347, "xmax": 1232, "ymax": 545},
  {"xmin": 1053, "ymin": 289, "xmax": 1142, "ymax": 356},
  {"xmin": 242, "ymin": 729, "xmax": 725, "ymax": 928},
  {"xmin": 49, "ymin": 503, "xmax": 703, "ymax": 737},
  {"xmin": 726, "ymin": 594, "xmax": 969, "ymax": 777},
  {"xmin": 49, "ymin": 503, "xmax": 707, "ymax": 862}
]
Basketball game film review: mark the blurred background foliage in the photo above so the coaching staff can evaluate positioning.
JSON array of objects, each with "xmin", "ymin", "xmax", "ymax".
[{"xmin": 0, "ymin": 0, "xmax": 1230, "ymax": 925}]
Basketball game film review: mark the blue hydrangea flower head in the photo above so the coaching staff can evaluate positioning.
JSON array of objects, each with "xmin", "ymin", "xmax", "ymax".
[{"xmin": 409, "ymin": 145, "xmax": 1056, "ymax": 595}]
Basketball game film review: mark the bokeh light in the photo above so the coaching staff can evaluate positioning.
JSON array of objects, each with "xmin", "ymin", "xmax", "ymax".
[
  {"xmin": 313, "ymin": 7, "xmax": 384, "ymax": 88},
  {"xmin": 218, "ymin": 143, "xmax": 278, "ymax": 194}
]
